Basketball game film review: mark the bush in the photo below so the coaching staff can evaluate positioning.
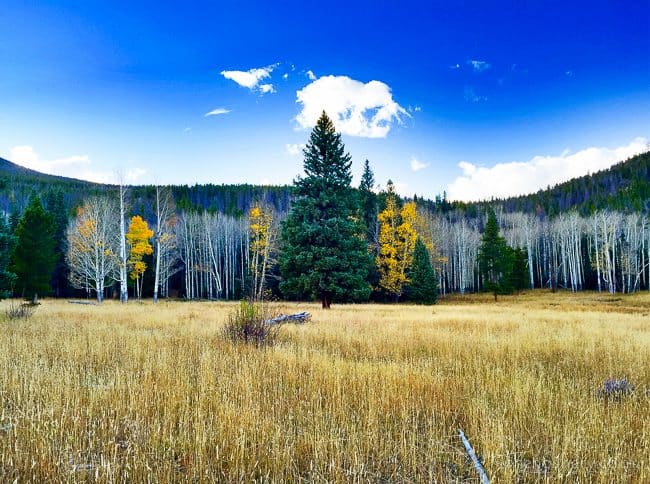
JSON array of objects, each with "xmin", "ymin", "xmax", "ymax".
[
  {"xmin": 222, "ymin": 300, "xmax": 280, "ymax": 347},
  {"xmin": 5, "ymin": 301, "xmax": 37, "ymax": 321}
]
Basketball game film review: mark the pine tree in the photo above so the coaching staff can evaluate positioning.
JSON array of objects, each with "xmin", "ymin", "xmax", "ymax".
[
  {"xmin": 359, "ymin": 159, "xmax": 377, "ymax": 246},
  {"xmin": 511, "ymin": 247, "xmax": 529, "ymax": 292},
  {"xmin": 478, "ymin": 208, "xmax": 514, "ymax": 301},
  {"xmin": 0, "ymin": 215, "xmax": 17, "ymax": 299},
  {"xmin": 45, "ymin": 189, "xmax": 70, "ymax": 297},
  {"xmin": 406, "ymin": 237, "xmax": 437, "ymax": 304},
  {"xmin": 11, "ymin": 195, "xmax": 57, "ymax": 302},
  {"xmin": 280, "ymin": 111, "xmax": 371, "ymax": 308}
]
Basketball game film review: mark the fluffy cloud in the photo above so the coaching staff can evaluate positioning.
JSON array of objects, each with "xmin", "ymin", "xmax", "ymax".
[
  {"xmin": 285, "ymin": 143, "xmax": 305, "ymax": 156},
  {"xmin": 410, "ymin": 156, "xmax": 428, "ymax": 172},
  {"xmin": 7, "ymin": 145, "xmax": 146, "ymax": 184},
  {"xmin": 468, "ymin": 59, "xmax": 491, "ymax": 72},
  {"xmin": 221, "ymin": 64, "xmax": 278, "ymax": 93},
  {"xmin": 295, "ymin": 75, "xmax": 409, "ymax": 138},
  {"xmin": 205, "ymin": 108, "xmax": 231, "ymax": 116},
  {"xmin": 306, "ymin": 70, "xmax": 316, "ymax": 81},
  {"xmin": 447, "ymin": 137, "xmax": 649, "ymax": 201}
]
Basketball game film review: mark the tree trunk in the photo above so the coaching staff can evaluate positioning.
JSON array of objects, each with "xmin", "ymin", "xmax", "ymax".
[{"xmin": 321, "ymin": 293, "xmax": 332, "ymax": 309}]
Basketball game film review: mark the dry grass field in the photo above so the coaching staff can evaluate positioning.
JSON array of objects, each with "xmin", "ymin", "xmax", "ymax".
[{"xmin": 0, "ymin": 291, "xmax": 648, "ymax": 482}]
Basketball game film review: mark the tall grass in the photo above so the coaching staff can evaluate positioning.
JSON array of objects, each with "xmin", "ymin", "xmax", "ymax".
[{"xmin": 0, "ymin": 291, "xmax": 648, "ymax": 481}]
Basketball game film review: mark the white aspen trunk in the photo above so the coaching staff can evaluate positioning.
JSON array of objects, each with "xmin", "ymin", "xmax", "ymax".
[{"xmin": 118, "ymin": 182, "xmax": 128, "ymax": 303}]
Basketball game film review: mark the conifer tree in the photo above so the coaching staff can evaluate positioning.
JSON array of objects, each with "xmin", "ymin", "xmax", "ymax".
[
  {"xmin": 11, "ymin": 195, "xmax": 57, "ymax": 302},
  {"xmin": 359, "ymin": 159, "xmax": 377, "ymax": 246},
  {"xmin": 0, "ymin": 215, "xmax": 16, "ymax": 299},
  {"xmin": 45, "ymin": 190, "xmax": 69, "ymax": 297},
  {"xmin": 406, "ymin": 237, "xmax": 437, "ymax": 304},
  {"xmin": 478, "ymin": 208, "xmax": 514, "ymax": 300},
  {"xmin": 511, "ymin": 247, "xmax": 529, "ymax": 292},
  {"xmin": 280, "ymin": 111, "xmax": 371, "ymax": 308}
]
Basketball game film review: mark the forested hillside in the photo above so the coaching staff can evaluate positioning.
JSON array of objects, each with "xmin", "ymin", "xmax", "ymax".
[
  {"xmin": 433, "ymin": 150, "xmax": 650, "ymax": 218},
  {"xmin": 1, "ymin": 147, "xmax": 648, "ymax": 301}
]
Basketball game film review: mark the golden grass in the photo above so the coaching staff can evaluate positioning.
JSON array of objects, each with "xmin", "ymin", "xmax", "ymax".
[{"xmin": 0, "ymin": 291, "xmax": 648, "ymax": 482}]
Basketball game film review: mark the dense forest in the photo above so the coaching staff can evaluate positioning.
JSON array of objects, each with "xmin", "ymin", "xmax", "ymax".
[{"xmin": 1, "ymin": 145, "xmax": 649, "ymax": 302}]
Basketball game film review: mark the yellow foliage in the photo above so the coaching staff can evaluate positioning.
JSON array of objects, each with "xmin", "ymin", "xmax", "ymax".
[
  {"xmin": 126, "ymin": 216, "xmax": 153, "ymax": 280},
  {"xmin": 377, "ymin": 196, "xmax": 417, "ymax": 299}
]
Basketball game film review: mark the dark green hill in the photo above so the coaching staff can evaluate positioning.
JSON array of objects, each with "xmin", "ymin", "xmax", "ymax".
[{"xmin": 1, "ymin": 150, "xmax": 648, "ymax": 219}]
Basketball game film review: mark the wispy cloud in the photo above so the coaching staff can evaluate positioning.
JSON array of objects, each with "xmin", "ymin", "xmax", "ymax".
[
  {"xmin": 468, "ymin": 59, "xmax": 491, "ymax": 72},
  {"xmin": 410, "ymin": 156, "xmax": 429, "ymax": 172},
  {"xmin": 295, "ymin": 75, "xmax": 409, "ymax": 138},
  {"xmin": 464, "ymin": 86, "xmax": 487, "ymax": 103},
  {"xmin": 183, "ymin": 127, "xmax": 192, "ymax": 132},
  {"xmin": 221, "ymin": 64, "xmax": 279, "ymax": 93},
  {"xmin": 285, "ymin": 143, "xmax": 305, "ymax": 156},
  {"xmin": 306, "ymin": 70, "xmax": 316, "ymax": 81},
  {"xmin": 205, "ymin": 108, "xmax": 231, "ymax": 117},
  {"xmin": 450, "ymin": 63, "xmax": 461, "ymax": 70},
  {"xmin": 447, "ymin": 137, "xmax": 649, "ymax": 201}
]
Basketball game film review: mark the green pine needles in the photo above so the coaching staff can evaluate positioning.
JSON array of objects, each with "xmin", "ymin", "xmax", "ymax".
[{"xmin": 280, "ymin": 112, "xmax": 371, "ymax": 308}]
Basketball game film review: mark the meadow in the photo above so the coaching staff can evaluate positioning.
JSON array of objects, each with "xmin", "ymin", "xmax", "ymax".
[{"xmin": 0, "ymin": 291, "xmax": 648, "ymax": 482}]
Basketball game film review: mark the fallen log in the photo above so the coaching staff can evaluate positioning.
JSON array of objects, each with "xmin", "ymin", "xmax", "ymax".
[
  {"xmin": 264, "ymin": 312, "xmax": 311, "ymax": 325},
  {"xmin": 458, "ymin": 428, "xmax": 490, "ymax": 484},
  {"xmin": 67, "ymin": 300, "xmax": 97, "ymax": 306}
]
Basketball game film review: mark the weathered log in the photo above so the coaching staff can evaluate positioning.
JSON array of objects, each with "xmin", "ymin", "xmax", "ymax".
[
  {"xmin": 67, "ymin": 300, "xmax": 98, "ymax": 306},
  {"xmin": 264, "ymin": 312, "xmax": 311, "ymax": 325}
]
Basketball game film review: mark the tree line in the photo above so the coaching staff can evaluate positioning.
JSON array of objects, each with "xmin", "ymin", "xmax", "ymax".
[{"xmin": 0, "ymin": 113, "xmax": 648, "ymax": 305}]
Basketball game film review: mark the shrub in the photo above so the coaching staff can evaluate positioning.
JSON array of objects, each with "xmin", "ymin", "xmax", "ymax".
[
  {"xmin": 222, "ymin": 300, "xmax": 280, "ymax": 347},
  {"xmin": 5, "ymin": 301, "xmax": 37, "ymax": 321}
]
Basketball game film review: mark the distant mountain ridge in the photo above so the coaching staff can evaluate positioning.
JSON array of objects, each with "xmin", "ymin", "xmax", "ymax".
[{"xmin": 1, "ymin": 150, "xmax": 649, "ymax": 218}]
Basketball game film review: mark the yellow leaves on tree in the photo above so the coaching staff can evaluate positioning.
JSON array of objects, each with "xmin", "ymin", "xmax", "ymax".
[
  {"xmin": 377, "ymin": 187, "xmax": 417, "ymax": 300},
  {"xmin": 249, "ymin": 204, "xmax": 275, "ymax": 300},
  {"xmin": 126, "ymin": 215, "xmax": 153, "ymax": 298}
]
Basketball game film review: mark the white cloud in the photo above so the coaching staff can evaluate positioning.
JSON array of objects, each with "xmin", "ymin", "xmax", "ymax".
[
  {"xmin": 447, "ymin": 137, "xmax": 649, "ymax": 201},
  {"xmin": 450, "ymin": 63, "xmax": 461, "ymax": 70},
  {"xmin": 565, "ymin": 70, "xmax": 573, "ymax": 77},
  {"xmin": 6, "ymin": 145, "xmax": 146, "ymax": 184},
  {"xmin": 205, "ymin": 108, "xmax": 231, "ymax": 117},
  {"xmin": 410, "ymin": 156, "xmax": 428, "ymax": 172},
  {"xmin": 282, "ymin": 73, "xmax": 289, "ymax": 80},
  {"xmin": 259, "ymin": 84, "xmax": 275, "ymax": 94},
  {"xmin": 286, "ymin": 143, "xmax": 305, "ymax": 156},
  {"xmin": 125, "ymin": 168, "xmax": 147, "ymax": 182},
  {"xmin": 221, "ymin": 64, "xmax": 278, "ymax": 93},
  {"xmin": 468, "ymin": 59, "xmax": 491, "ymax": 72},
  {"xmin": 183, "ymin": 127, "xmax": 192, "ymax": 132},
  {"xmin": 295, "ymin": 75, "xmax": 409, "ymax": 138},
  {"xmin": 306, "ymin": 70, "xmax": 316, "ymax": 81}
]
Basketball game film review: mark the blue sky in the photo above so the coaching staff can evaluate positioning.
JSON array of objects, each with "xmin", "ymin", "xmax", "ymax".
[{"xmin": 1, "ymin": 0, "xmax": 649, "ymax": 200}]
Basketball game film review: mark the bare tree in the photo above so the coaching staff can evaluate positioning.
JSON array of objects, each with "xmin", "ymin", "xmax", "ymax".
[
  {"xmin": 66, "ymin": 197, "xmax": 120, "ymax": 302},
  {"xmin": 152, "ymin": 186, "xmax": 178, "ymax": 303},
  {"xmin": 117, "ymin": 180, "xmax": 128, "ymax": 303}
]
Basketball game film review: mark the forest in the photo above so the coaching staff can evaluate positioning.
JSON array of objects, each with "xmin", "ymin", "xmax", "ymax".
[{"xmin": 1, "ymin": 122, "xmax": 649, "ymax": 303}]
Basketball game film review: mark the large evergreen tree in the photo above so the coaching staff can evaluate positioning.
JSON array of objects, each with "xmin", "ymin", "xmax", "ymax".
[
  {"xmin": 0, "ymin": 215, "xmax": 17, "ymax": 299},
  {"xmin": 280, "ymin": 111, "xmax": 371, "ymax": 308},
  {"xmin": 45, "ymin": 189, "xmax": 70, "ymax": 297},
  {"xmin": 11, "ymin": 195, "xmax": 57, "ymax": 301},
  {"xmin": 406, "ymin": 237, "xmax": 437, "ymax": 304},
  {"xmin": 478, "ymin": 208, "xmax": 514, "ymax": 300}
]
